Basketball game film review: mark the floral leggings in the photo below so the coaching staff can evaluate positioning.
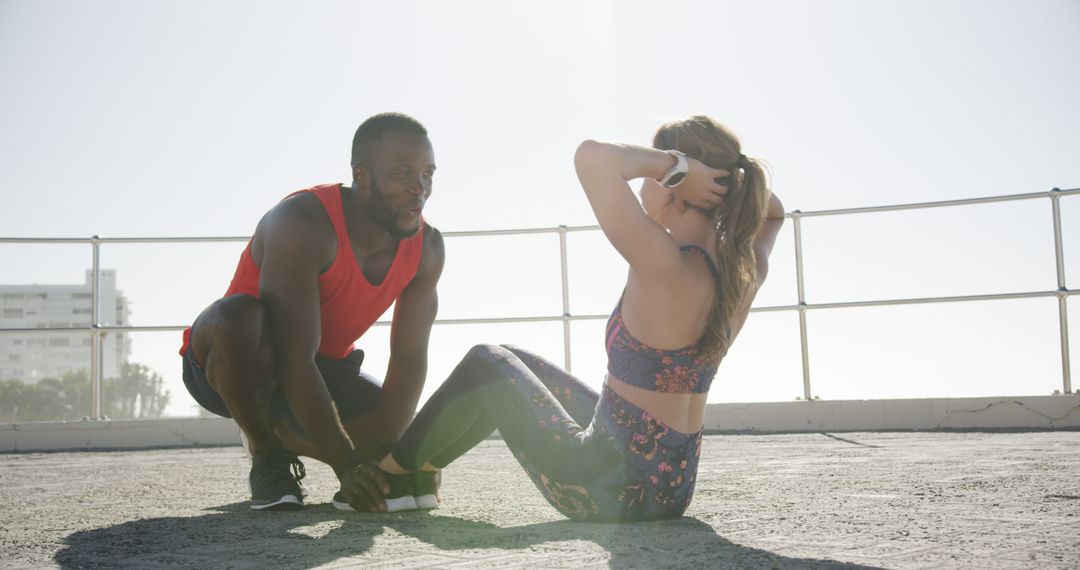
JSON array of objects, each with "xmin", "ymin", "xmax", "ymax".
[{"xmin": 389, "ymin": 344, "xmax": 702, "ymax": 522}]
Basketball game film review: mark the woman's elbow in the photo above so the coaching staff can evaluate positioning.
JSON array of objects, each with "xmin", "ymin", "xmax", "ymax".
[{"xmin": 574, "ymin": 139, "xmax": 603, "ymax": 167}]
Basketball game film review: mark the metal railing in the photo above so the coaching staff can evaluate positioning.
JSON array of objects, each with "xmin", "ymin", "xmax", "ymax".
[{"xmin": 0, "ymin": 187, "xmax": 1076, "ymax": 419}]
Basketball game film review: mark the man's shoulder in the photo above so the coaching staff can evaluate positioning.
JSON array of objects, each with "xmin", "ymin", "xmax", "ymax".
[
  {"xmin": 421, "ymin": 222, "xmax": 444, "ymax": 248},
  {"xmin": 421, "ymin": 223, "xmax": 445, "ymax": 258},
  {"xmin": 414, "ymin": 223, "xmax": 446, "ymax": 280},
  {"xmin": 252, "ymin": 188, "xmax": 337, "ymax": 264},
  {"xmin": 262, "ymin": 191, "xmax": 334, "ymax": 237}
]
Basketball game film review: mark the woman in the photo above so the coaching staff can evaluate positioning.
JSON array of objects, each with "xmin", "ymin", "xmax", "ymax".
[{"xmin": 378, "ymin": 115, "xmax": 784, "ymax": 521}]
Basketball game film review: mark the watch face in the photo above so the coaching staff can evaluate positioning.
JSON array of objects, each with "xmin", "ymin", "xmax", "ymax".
[{"xmin": 665, "ymin": 172, "xmax": 686, "ymax": 187}]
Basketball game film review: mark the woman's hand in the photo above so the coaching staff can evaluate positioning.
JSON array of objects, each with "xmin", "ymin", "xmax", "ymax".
[{"xmin": 672, "ymin": 158, "xmax": 730, "ymax": 211}]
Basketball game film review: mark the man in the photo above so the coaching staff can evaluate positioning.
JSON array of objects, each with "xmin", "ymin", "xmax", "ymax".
[{"xmin": 179, "ymin": 112, "xmax": 444, "ymax": 513}]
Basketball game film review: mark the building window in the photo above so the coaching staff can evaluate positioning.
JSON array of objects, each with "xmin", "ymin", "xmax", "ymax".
[
  {"xmin": 2, "ymin": 308, "xmax": 23, "ymax": 318},
  {"xmin": 2, "ymin": 293, "xmax": 23, "ymax": 300},
  {"xmin": 72, "ymin": 293, "xmax": 92, "ymax": 300},
  {"xmin": 73, "ymin": 308, "xmax": 92, "ymax": 315},
  {"xmin": 49, "ymin": 338, "xmax": 71, "ymax": 347}
]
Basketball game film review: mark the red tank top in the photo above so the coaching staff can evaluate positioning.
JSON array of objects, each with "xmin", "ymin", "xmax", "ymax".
[{"xmin": 180, "ymin": 183, "xmax": 425, "ymax": 359}]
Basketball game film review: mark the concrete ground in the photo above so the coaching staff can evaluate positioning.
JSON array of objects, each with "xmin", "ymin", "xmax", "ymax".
[{"xmin": 1, "ymin": 431, "xmax": 1078, "ymax": 569}]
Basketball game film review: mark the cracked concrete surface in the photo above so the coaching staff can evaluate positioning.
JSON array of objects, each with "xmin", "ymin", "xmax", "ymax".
[
  {"xmin": 1, "ymin": 431, "xmax": 1078, "ymax": 569},
  {"xmin": 932, "ymin": 400, "xmax": 1080, "ymax": 427}
]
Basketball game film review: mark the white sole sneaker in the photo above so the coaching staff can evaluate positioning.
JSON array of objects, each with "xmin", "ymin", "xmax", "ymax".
[
  {"xmin": 414, "ymin": 494, "xmax": 438, "ymax": 509},
  {"xmin": 251, "ymin": 494, "xmax": 303, "ymax": 510},
  {"xmin": 385, "ymin": 495, "xmax": 419, "ymax": 512},
  {"xmin": 332, "ymin": 492, "xmax": 418, "ymax": 513}
]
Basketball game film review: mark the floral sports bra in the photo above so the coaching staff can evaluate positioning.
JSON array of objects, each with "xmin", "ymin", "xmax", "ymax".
[{"xmin": 604, "ymin": 245, "xmax": 720, "ymax": 394}]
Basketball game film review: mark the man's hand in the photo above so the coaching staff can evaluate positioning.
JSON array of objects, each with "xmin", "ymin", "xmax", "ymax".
[
  {"xmin": 340, "ymin": 464, "xmax": 390, "ymax": 513},
  {"xmin": 672, "ymin": 159, "xmax": 730, "ymax": 211}
]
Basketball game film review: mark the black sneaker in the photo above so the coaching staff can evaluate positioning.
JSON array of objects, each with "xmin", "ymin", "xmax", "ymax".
[
  {"xmin": 333, "ymin": 471, "xmax": 417, "ymax": 513},
  {"xmin": 412, "ymin": 471, "xmax": 439, "ymax": 509},
  {"xmin": 249, "ymin": 448, "xmax": 305, "ymax": 511}
]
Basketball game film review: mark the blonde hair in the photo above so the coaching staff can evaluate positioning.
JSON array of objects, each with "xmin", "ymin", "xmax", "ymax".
[{"xmin": 653, "ymin": 115, "xmax": 770, "ymax": 364}]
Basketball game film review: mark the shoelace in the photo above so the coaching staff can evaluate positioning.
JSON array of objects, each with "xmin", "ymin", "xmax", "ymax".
[{"xmin": 289, "ymin": 456, "xmax": 306, "ymax": 483}]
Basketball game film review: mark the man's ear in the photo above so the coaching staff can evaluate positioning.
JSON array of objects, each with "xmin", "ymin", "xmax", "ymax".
[{"xmin": 351, "ymin": 165, "xmax": 370, "ymax": 191}]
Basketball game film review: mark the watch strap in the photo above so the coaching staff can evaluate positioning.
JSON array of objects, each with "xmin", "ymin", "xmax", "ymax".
[{"xmin": 660, "ymin": 150, "xmax": 689, "ymax": 188}]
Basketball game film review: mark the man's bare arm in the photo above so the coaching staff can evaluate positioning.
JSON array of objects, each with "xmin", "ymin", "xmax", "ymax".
[
  {"xmin": 256, "ymin": 200, "xmax": 361, "ymax": 475},
  {"xmin": 377, "ymin": 227, "xmax": 445, "ymax": 446}
]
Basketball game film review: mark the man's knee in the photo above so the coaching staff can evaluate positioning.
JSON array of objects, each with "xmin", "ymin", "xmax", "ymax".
[
  {"xmin": 209, "ymin": 295, "xmax": 271, "ymax": 352},
  {"xmin": 198, "ymin": 295, "xmax": 275, "ymax": 390}
]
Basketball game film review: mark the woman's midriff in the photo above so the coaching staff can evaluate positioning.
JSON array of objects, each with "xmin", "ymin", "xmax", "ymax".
[{"xmin": 604, "ymin": 374, "xmax": 707, "ymax": 435}]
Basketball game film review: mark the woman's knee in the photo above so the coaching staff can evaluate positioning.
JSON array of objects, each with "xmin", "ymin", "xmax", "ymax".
[
  {"xmin": 500, "ymin": 344, "xmax": 551, "ymax": 369},
  {"xmin": 464, "ymin": 343, "xmax": 512, "ymax": 367},
  {"xmin": 450, "ymin": 344, "xmax": 517, "ymax": 390},
  {"xmin": 499, "ymin": 344, "xmax": 529, "ymax": 359}
]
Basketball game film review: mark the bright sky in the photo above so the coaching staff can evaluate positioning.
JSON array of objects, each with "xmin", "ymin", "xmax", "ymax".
[{"xmin": 1, "ymin": 0, "xmax": 1078, "ymax": 417}]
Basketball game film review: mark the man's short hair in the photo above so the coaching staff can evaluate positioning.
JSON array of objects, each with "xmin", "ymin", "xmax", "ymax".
[{"xmin": 350, "ymin": 112, "xmax": 428, "ymax": 168}]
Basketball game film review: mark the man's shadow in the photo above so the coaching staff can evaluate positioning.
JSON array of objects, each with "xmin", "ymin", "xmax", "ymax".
[
  {"xmin": 54, "ymin": 502, "xmax": 380, "ymax": 569},
  {"xmin": 56, "ymin": 504, "xmax": 880, "ymax": 569}
]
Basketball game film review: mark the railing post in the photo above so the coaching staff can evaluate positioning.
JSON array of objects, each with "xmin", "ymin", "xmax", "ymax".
[
  {"xmin": 1050, "ymin": 189, "xmax": 1072, "ymax": 394},
  {"xmin": 558, "ymin": 225, "xmax": 572, "ymax": 372},
  {"xmin": 792, "ymin": 211, "xmax": 813, "ymax": 401},
  {"xmin": 89, "ymin": 235, "xmax": 104, "ymax": 419}
]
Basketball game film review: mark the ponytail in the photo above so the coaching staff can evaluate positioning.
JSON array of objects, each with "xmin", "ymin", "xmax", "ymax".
[{"xmin": 653, "ymin": 115, "xmax": 770, "ymax": 363}]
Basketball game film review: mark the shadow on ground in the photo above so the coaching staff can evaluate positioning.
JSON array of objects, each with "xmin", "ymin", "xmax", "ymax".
[{"xmin": 55, "ymin": 503, "xmax": 879, "ymax": 569}]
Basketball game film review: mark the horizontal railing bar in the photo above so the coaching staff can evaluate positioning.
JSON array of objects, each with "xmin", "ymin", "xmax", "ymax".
[
  {"xmin": 97, "ymin": 236, "xmax": 250, "ymax": 244},
  {"xmin": 442, "ymin": 225, "xmax": 599, "ymax": 238},
  {"xmin": 0, "ymin": 224, "xmax": 604, "ymax": 242},
  {"xmin": 0, "ymin": 236, "xmax": 250, "ymax": 245},
  {"xmin": 370, "ymin": 314, "xmax": 612, "ymax": 327},
  {"xmin": 0, "ymin": 327, "xmax": 95, "ymax": 334},
  {"xmin": 798, "ymin": 190, "xmax": 1070, "ymax": 218},
  {"xmin": 752, "ymin": 304, "xmax": 804, "ymax": 313},
  {"xmin": 805, "ymin": 289, "xmax": 1074, "ymax": 310},
  {"xmin": 1, "ymin": 189, "xmax": 1075, "ymax": 244},
  {"xmin": 0, "ymin": 237, "xmax": 93, "ymax": 244},
  {"xmin": 0, "ymin": 289, "xmax": 1074, "ymax": 335}
]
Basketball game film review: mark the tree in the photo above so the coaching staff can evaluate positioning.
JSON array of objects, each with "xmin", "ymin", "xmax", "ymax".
[
  {"xmin": 105, "ymin": 363, "xmax": 170, "ymax": 419},
  {"xmin": 0, "ymin": 362, "xmax": 170, "ymax": 422}
]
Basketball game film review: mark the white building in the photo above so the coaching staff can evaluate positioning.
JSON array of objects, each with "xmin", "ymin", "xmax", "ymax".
[{"xmin": 0, "ymin": 270, "xmax": 131, "ymax": 383}]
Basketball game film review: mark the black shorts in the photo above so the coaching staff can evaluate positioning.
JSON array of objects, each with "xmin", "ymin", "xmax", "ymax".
[{"xmin": 182, "ymin": 346, "xmax": 381, "ymax": 422}]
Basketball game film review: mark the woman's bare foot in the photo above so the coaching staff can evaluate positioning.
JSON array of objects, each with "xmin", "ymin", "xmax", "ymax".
[{"xmin": 377, "ymin": 453, "xmax": 410, "ymax": 474}]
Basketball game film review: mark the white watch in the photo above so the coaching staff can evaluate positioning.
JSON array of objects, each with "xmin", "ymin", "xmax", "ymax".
[{"xmin": 659, "ymin": 150, "xmax": 689, "ymax": 188}]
